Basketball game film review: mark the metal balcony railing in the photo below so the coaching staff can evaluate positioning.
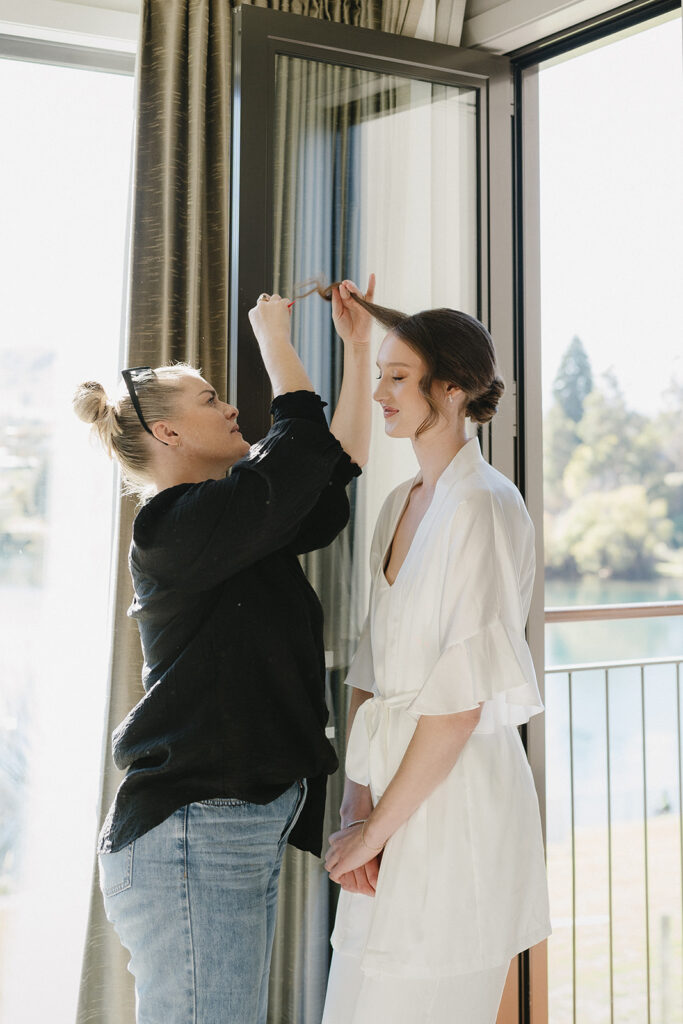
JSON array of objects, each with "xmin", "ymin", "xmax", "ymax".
[{"xmin": 544, "ymin": 601, "xmax": 683, "ymax": 1024}]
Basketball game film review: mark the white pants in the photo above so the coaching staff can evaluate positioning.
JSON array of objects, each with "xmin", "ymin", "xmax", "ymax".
[{"xmin": 322, "ymin": 949, "xmax": 510, "ymax": 1024}]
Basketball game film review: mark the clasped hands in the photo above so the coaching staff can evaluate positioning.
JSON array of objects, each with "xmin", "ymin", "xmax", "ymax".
[
  {"xmin": 324, "ymin": 822, "xmax": 383, "ymax": 896},
  {"xmin": 324, "ymin": 778, "xmax": 385, "ymax": 897}
]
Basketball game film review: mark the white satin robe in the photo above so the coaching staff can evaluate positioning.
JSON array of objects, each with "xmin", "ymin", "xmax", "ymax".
[{"xmin": 331, "ymin": 437, "xmax": 551, "ymax": 980}]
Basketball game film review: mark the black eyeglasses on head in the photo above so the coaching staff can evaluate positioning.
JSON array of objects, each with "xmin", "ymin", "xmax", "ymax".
[{"xmin": 121, "ymin": 366, "xmax": 167, "ymax": 444}]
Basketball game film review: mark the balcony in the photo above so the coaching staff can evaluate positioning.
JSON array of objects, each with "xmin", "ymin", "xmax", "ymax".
[{"xmin": 544, "ymin": 602, "xmax": 683, "ymax": 1024}]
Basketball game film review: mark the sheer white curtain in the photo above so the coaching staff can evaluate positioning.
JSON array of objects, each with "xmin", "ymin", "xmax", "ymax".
[
  {"xmin": 269, "ymin": 53, "xmax": 479, "ymax": 1022},
  {"xmin": 355, "ymin": 78, "xmax": 478, "ymax": 596}
]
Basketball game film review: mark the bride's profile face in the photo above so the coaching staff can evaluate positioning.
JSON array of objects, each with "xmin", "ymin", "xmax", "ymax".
[{"xmin": 373, "ymin": 333, "xmax": 434, "ymax": 439}]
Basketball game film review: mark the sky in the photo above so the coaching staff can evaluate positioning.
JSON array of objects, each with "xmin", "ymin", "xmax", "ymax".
[{"xmin": 538, "ymin": 14, "xmax": 682, "ymax": 417}]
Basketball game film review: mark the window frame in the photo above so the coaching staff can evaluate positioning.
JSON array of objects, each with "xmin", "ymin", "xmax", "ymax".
[
  {"xmin": 229, "ymin": 4, "xmax": 514, "ymax": 450},
  {"xmin": 0, "ymin": 33, "xmax": 135, "ymax": 75},
  {"xmin": 511, "ymin": 4, "xmax": 682, "ymax": 1021}
]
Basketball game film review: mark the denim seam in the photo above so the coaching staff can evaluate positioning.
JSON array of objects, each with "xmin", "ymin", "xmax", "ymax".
[
  {"xmin": 182, "ymin": 804, "xmax": 198, "ymax": 1024},
  {"xmin": 198, "ymin": 798, "xmax": 248, "ymax": 807},
  {"xmin": 278, "ymin": 780, "xmax": 307, "ymax": 847}
]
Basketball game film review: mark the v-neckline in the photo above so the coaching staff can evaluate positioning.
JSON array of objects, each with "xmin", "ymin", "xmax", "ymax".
[
  {"xmin": 381, "ymin": 478, "xmax": 433, "ymax": 588},
  {"xmin": 379, "ymin": 438, "xmax": 479, "ymax": 588}
]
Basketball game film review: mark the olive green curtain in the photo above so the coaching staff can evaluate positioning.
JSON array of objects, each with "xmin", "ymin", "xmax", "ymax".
[{"xmin": 77, "ymin": 2, "xmax": 430, "ymax": 1022}]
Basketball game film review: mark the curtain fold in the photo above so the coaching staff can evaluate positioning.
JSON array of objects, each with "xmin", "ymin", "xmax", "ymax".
[{"xmin": 77, "ymin": 2, "xmax": 427, "ymax": 1021}]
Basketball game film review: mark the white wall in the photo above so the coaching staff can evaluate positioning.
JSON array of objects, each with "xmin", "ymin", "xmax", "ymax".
[
  {"xmin": 0, "ymin": 0, "xmax": 640, "ymax": 54},
  {"xmin": 0, "ymin": 0, "xmax": 138, "ymax": 49}
]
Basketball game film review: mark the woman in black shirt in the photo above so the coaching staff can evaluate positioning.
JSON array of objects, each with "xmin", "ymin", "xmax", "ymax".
[{"xmin": 74, "ymin": 281, "xmax": 373, "ymax": 1024}]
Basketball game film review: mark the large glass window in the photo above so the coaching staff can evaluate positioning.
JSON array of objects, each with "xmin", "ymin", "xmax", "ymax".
[
  {"xmin": 0, "ymin": 53, "xmax": 134, "ymax": 1022},
  {"xmin": 538, "ymin": 14, "xmax": 683, "ymax": 1022}
]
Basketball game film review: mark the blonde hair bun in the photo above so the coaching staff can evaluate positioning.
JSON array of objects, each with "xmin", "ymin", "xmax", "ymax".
[
  {"xmin": 73, "ymin": 381, "xmax": 110, "ymax": 424},
  {"xmin": 73, "ymin": 380, "xmax": 123, "ymax": 454}
]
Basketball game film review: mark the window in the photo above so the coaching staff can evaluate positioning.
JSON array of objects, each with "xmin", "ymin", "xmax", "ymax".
[
  {"xmin": 0, "ymin": 51, "xmax": 134, "ymax": 1023},
  {"xmin": 537, "ymin": 13, "xmax": 683, "ymax": 1021}
]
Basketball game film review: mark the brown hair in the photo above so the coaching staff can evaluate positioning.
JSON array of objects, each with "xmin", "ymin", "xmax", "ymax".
[
  {"xmin": 296, "ymin": 277, "xmax": 504, "ymax": 431},
  {"xmin": 73, "ymin": 363, "xmax": 201, "ymax": 497}
]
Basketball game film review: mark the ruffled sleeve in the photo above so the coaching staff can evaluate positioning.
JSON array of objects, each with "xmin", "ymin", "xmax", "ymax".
[{"xmin": 407, "ymin": 488, "xmax": 543, "ymax": 733}]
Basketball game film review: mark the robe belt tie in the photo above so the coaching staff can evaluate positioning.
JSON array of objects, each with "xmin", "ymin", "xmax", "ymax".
[{"xmin": 345, "ymin": 691, "xmax": 421, "ymax": 790}]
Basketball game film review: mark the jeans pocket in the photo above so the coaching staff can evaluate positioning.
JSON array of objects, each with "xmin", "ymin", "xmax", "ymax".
[{"xmin": 99, "ymin": 842, "xmax": 134, "ymax": 897}]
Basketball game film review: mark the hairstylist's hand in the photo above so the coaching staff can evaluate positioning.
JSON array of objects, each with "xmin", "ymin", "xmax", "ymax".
[
  {"xmin": 248, "ymin": 293, "xmax": 292, "ymax": 346},
  {"xmin": 331, "ymin": 274, "xmax": 375, "ymax": 348}
]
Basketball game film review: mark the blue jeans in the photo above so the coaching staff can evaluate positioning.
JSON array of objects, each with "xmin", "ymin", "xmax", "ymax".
[{"xmin": 99, "ymin": 781, "xmax": 307, "ymax": 1024}]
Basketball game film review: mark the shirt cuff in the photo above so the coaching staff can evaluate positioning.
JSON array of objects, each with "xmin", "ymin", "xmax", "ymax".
[
  {"xmin": 332, "ymin": 452, "xmax": 362, "ymax": 487},
  {"xmin": 271, "ymin": 391, "xmax": 328, "ymax": 426}
]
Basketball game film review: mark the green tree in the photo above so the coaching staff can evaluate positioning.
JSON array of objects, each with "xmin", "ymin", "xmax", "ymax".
[
  {"xmin": 653, "ymin": 376, "xmax": 683, "ymax": 549},
  {"xmin": 548, "ymin": 486, "xmax": 673, "ymax": 579},
  {"xmin": 655, "ymin": 376, "xmax": 683, "ymax": 475},
  {"xmin": 543, "ymin": 403, "xmax": 579, "ymax": 513},
  {"xmin": 544, "ymin": 367, "xmax": 679, "ymax": 578},
  {"xmin": 552, "ymin": 335, "xmax": 593, "ymax": 423},
  {"xmin": 564, "ymin": 370, "xmax": 666, "ymax": 499}
]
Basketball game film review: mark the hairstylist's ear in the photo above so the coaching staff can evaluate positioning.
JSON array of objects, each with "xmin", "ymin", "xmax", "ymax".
[{"xmin": 152, "ymin": 421, "xmax": 177, "ymax": 447}]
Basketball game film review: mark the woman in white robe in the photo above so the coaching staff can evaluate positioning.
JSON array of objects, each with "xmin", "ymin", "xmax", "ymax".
[{"xmin": 322, "ymin": 299, "xmax": 551, "ymax": 1024}]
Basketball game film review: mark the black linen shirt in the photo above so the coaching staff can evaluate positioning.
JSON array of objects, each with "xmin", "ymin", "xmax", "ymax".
[{"xmin": 98, "ymin": 391, "xmax": 360, "ymax": 856}]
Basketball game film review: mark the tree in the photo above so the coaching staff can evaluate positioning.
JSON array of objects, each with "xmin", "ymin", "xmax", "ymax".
[
  {"xmin": 543, "ymin": 403, "xmax": 579, "ymax": 513},
  {"xmin": 552, "ymin": 335, "xmax": 593, "ymax": 423},
  {"xmin": 563, "ymin": 370, "xmax": 666, "ymax": 499},
  {"xmin": 548, "ymin": 486, "xmax": 673, "ymax": 579},
  {"xmin": 656, "ymin": 376, "xmax": 683, "ymax": 475},
  {"xmin": 654, "ymin": 376, "xmax": 683, "ymax": 549}
]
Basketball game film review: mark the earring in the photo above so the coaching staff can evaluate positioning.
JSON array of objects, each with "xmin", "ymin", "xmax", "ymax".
[{"xmin": 448, "ymin": 393, "xmax": 453, "ymax": 403}]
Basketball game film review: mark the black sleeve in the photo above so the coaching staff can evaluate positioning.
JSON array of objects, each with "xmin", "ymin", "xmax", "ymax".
[
  {"xmin": 132, "ymin": 393, "xmax": 355, "ymax": 591},
  {"xmin": 290, "ymin": 456, "xmax": 361, "ymax": 555},
  {"xmin": 271, "ymin": 391, "xmax": 361, "ymax": 554},
  {"xmin": 270, "ymin": 390, "xmax": 329, "ymax": 426}
]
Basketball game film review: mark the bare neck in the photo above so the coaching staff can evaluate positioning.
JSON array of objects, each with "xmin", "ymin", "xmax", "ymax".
[{"xmin": 411, "ymin": 421, "xmax": 469, "ymax": 491}]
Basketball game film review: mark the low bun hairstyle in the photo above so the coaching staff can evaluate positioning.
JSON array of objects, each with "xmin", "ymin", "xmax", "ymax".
[
  {"xmin": 301, "ymin": 279, "xmax": 504, "ymax": 431},
  {"xmin": 73, "ymin": 364, "xmax": 201, "ymax": 496},
  {"xmin": 465, "ymin": 376, "xmax": 505, "ymax": 425},
  {"xmin": 386, "ymin": 308, "xmax": 505, "ymax": 429}
]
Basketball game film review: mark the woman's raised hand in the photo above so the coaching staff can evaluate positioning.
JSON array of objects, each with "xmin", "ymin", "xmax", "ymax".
[
  {"xmin": 247, "ymin": 292, "xmax": 313, "ymax": 396},
  {"xmin": 331, "ymin": 274, "xmax": 376, "ymax": 347},
  {"xmin": 248, "ymin": 293, "xmax": 292, "ymax": 346}
]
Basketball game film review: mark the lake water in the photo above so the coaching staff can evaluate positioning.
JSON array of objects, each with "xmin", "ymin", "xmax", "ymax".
[
  {"xmin": 545, "ymin": 576, "xmax": 682, "ymax": 668},
  {"xmin": 543, "ymin": 576, "xmax": 682, "ymax": 841}
]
